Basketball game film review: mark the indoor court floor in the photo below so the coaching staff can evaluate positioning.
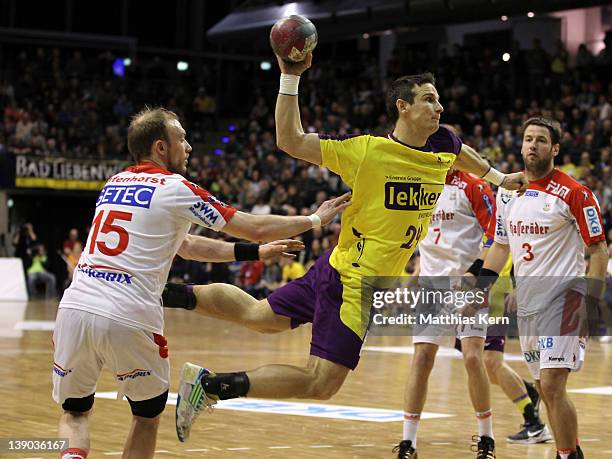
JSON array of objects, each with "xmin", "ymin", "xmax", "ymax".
[{"xmin": 1, "ymin": 300, "xmax": 610, "ymax": 458}]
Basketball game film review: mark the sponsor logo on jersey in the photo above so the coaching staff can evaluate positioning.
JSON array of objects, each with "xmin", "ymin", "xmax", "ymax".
[
  {"xmin": 500, "ymin": 191, "xmax": 513, "ymax": 204},
  {"xmin": 523, "ymin": 350, "xmax": 540, "ymax": 363},
  {"xmin": 108, "ymin": 175, "xmax": 167, "ymax": 186},
  {"xmin": 546, "ymin": 180, "xmax": 570, "ymax": 199},
  {"xmin": 385, "ymin": 182, "xmax": 442, "ymax": 211},
  {"xmin": 524, "ymin": 190, "xmax": 539, "ymax": 197},
  {"xmin": 96, "ymin": 185, "xmax": 156, "ymax": 209},
  {"xmin": 53, "ymin": 363, "xmax": 72, "ymax": 377},
  {"xmin": 482, "ymin": 193, "xmax": 494, "ymax": 216},
  {"xmin": 583, "ymin": 206, "xmax": 602, "ymax": 237},
  {"xmin": 508, "ymin": 220, "xmax": 550, "ymax": 236},
  {"xmin": 430, "ymin": 210, "xmax": 454, "ymax": 222},
  {"xmin": 77, "ymin": 264, "xmax": 134, "ymax": 284},
  {"xmin": 548, "ymin": 356, "xmax": 565, "ymax": 362},
  {"xmin": 116, "ymin": 368, "xmax": 152, "ymax": 381},
  {"xmin": 495, "ymin": 215, "xmax": 506, "ymax": 237},
  {"xmin": 189, "ymin": 201, "xmax": 221, "ymax": 226}
]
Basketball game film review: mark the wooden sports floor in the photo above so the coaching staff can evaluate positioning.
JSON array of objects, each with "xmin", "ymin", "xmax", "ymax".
[{"xmin": 1, "ymin": 300, "xmax": 610, "ymax": 458}]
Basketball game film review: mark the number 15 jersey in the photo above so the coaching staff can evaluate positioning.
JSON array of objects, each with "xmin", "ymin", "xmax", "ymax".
[{"xmin": 59, "ymin": 161, "xmax": 237, "ymax": 334}]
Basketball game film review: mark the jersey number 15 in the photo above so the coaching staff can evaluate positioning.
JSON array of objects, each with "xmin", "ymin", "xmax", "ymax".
[{"xmin": 88, "ymin": 210, "xmax": 133, "ymax": 256}]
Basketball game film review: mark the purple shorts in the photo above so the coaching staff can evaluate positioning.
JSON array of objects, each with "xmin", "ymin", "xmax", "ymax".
[
  {"xmin": 455, "ymin": 335, "xmax": 506, "ymax": 353},
  {"xmin": 267, "ymin": 250, "xmax": 364, "ymax": 370}
]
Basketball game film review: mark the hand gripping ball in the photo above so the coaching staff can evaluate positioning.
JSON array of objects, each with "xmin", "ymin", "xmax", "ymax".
[{"xmin": 270, "ymin": 14, "xmax": 318, "ymax": 63}]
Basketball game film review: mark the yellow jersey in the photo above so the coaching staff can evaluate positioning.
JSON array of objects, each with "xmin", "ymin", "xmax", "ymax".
[
  {"xmin": 319, "ymin": 127, "xmax": 462, "ymax": 337},
  {"xmin": 320, "ymin": 127, "xmax": 462, "ymax": 279}
]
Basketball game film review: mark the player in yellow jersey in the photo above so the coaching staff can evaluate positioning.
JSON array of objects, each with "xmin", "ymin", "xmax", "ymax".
[{"xmin": 163, "ymin": 53, "xmax": 528, "ymax": 448}]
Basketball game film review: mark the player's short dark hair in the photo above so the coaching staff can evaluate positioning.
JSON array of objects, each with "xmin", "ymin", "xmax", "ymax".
[
  {"xmin": 522, "ymin": 117, "xmax": 562, "ymax": 145},
  {"xmin": 386, "ymin": 72, "xmax": 436, "ymax": 123},
  {"xmin": 127, "ymin": 107, "xmax": 178, "ymax": 162}
]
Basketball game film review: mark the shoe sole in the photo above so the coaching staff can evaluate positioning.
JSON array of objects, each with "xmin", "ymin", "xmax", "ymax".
[{"xmin": 175, "ymin": 362, "xmax": 212, "ymax": 443}]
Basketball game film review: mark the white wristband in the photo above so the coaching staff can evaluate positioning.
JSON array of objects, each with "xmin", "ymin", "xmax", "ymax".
[
  {"xmin": 308, "ymin": 213, "xmax": 322, "ymax": 229},
  {"xmin": 279, "ymin": 74, "xmax": 300, "ymax": 96},
  {"xmin": 482, "ymin": 166, "xmax": 505, "ymax": 187}
]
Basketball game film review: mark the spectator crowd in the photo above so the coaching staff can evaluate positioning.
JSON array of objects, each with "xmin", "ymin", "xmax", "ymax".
[{"xmin": 3, "ymin": 34, "xmax": 612, "ymax": 297}]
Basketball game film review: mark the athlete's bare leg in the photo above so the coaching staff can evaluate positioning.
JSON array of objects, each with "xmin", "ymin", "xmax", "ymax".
[
  {"xmin": 484, "ymin": 350, "xmax": 529, "ymax": 400},
  {"xmin": 192, "ymin": 283, "xmax": 291, "ymax": 333},
  {"xmin": 404, "ymin": 343, "xmax": 439, "ymax": 413},
  {"xmin": 246, "ymin": 355, "xmax": 349, "ymax": 399},
  {"xmin": 122, "ymin": 415, "xmax": 160, "ymax": 459},
  {"xmin": 58, "ymin": 410, "xmax": 90, "ymax": 457},
  {"xmin": 539, "ymin": 368, "xmax": 577, "ymax": 450},
  {"xmin": 461, "ymin": 337, "xmax": 491, "ymax": 413}
]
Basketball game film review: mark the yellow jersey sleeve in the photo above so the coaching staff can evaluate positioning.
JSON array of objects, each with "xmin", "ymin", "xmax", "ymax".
[{"xmin": 320, "ymin": 134, "xmax": 369, "ymax": 188}]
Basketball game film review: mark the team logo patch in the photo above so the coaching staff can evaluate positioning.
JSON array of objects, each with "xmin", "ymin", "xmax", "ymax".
[
  {"xmin": 583, "ymin": 206, "xmax": 602, "ymax": 237},
  {"xmin": 96, "ymin": 185, "xmax": 156, "ymax": 209}
]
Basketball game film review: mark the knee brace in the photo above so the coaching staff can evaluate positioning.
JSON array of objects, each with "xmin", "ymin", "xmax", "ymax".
[
  {"xmin": 62, "ymin": 393, "xmax": 95, "ymax": 413},
  {"xmin": 127, "ymin": 390, "xmax": 168, "ymax": 418}
]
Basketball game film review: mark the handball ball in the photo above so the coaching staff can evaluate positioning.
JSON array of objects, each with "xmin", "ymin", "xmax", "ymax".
[{"xmin": 270, "ymin": 15, "xmax": 318, "ymax": 63}]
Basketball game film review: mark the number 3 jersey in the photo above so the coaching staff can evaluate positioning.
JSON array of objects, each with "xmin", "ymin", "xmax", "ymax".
[
  {"xmin": 419, "ymin": 170, "xmax": 495, "ymax": 277},
  {"xmin": 487, "ymin": 168, "xmax": 605, "ymax": 316},
  {"xmin": 59, "ymin": 161, "xmax": 237, "ymax": 334}
]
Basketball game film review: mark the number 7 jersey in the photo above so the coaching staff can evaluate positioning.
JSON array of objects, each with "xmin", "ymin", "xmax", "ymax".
[{"xmin": 59, "ymin": 161, "xmax": 237, "ymax": 334}]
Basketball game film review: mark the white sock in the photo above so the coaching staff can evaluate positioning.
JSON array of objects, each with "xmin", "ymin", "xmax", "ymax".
[
  {"xmin": 476, "ymin": 409, "xmax": 494, "ymax": 439},
  {"xmin": 559, "ymin": 453, "xmax": 570, "ymax": 459},
  {"xmin": 403, "ymin": 412, "xmax": 421, "ymax": 447}
]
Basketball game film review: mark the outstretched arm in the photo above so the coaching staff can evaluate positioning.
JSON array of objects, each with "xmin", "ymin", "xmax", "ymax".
[
  {"xmin": 274, "ymin": 53, "xmax": 322, "ymax": 165},
  {"xmin": 177, "ymin": 234, "xmax": 305, "ymax": 262},
  {"xmin": 455, "ymin": 144, "xmax": 528, "ymax": 192},
  {"xmin": 223, "ymin": 192, "xmax": 351, "ymax": 242}
]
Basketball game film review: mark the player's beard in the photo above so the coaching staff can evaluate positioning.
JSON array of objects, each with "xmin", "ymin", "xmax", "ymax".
[{"xmin": 524, "ymin": 148, "xmax": 554, "ymax": 178}]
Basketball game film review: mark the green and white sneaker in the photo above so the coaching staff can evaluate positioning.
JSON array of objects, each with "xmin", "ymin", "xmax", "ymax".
[{"xmin": 176, "ymin": 362, "xmax": 218, "ymax": 442}]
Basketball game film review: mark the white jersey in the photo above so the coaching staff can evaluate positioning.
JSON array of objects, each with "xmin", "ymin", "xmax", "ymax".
[
  {"xmin": 491, "ymin": 168, "xmax": 605, "ymax": 316},
  {"xmin": 419, "ymin": 171, "xmax": 495, "ymax": 276},
  {"xmin": 59, "ymin": 161, "xmax": 237, "ymax": 334}
]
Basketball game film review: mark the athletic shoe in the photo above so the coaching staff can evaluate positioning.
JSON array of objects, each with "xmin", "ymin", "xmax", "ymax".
[
  {"xmin": 392, "ymin": 440, "xmax": 418, "ymax": 458},
  {"xmin": 555, "ymin": 445, "xmax": 584, "ymax": 459},
  {"xmin": 524, "ymin": 381, "xmax": 541, "ymax": 416},
  {"xmin": 175, "ymin": 362, "xmax": 218, "ymax": 442},
  {"xmin": 507, "ymin": 423, "xmax": 552, "ymax": 444},
  {"xmin": 472, "ymin": 435, "xmax": 496, "ymax": 459}
]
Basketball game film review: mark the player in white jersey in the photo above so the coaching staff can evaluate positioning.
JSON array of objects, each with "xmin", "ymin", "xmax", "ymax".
[
  {"xmin": 476, "ymin": 117, "xmax": 608, "ymax": 459},
  {"xmin": 52, "ymin": 107, "xmax": 350, "ymax": 459},
  {"xmin": 400, "ymin": 168, "xmax": 550, "ymax": 458}
]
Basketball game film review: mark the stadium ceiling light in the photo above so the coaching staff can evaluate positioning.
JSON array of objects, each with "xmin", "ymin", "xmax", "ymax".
[
  {"xmin": 260, "ymin": 61, "xmax": 272, "ymax": 71},
  {"xmin": 123, "ymin": 58, "xmax": 132, "ymax": 66},
  {"xmin": 500, "ymin": 15, "xmax": 508, "ymax": 21},
  {"xmin": 527, "ymin": 11, "xmax": 535, "ymax": 18},
  {"xmin": 283, "ymin": 2, "xmax": 299, "ymax": 16},
  {"xmin": 502, "ymin": 52, "xmax": 511, "ymax": 62},
  {"xmin": 362, "ymin": 33, "xmax": 370, "ymax": 39},
  {"xmin": 177, "ymin": 61, "xmax": 189, "ymax": 71}
]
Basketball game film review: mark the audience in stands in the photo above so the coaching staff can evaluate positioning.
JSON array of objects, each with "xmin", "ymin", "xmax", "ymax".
[{"xmin": 2, "ymin": 38, "xmax": 611, "ymax": 295}]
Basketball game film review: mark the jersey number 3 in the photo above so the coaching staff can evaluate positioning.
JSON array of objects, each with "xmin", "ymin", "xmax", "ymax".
[
  {"xmin": 89, "ymin": 210, "xmax": 133, "ymax": 256},
  {"xmin": 522, "ymin": 242, "xmax": 534, "ymax": 261}
]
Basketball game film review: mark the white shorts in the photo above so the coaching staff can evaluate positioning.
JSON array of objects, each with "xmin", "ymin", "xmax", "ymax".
[
  {"xmin": 413, "ymin": 309, "xmax": 489, "ymax": 347},
  {"xmin": 518, "ymin": 314, "xmax": 587, "ymax": 380},
  {"xmin": 52, "ymin": 308, "xmax": 170, "ymax": 405}
]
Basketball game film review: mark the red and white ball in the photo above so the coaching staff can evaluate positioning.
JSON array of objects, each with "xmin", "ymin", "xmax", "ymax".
[{"xmin": 270, "ymin": 15, "xmax": 318, "ymax": 63}]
